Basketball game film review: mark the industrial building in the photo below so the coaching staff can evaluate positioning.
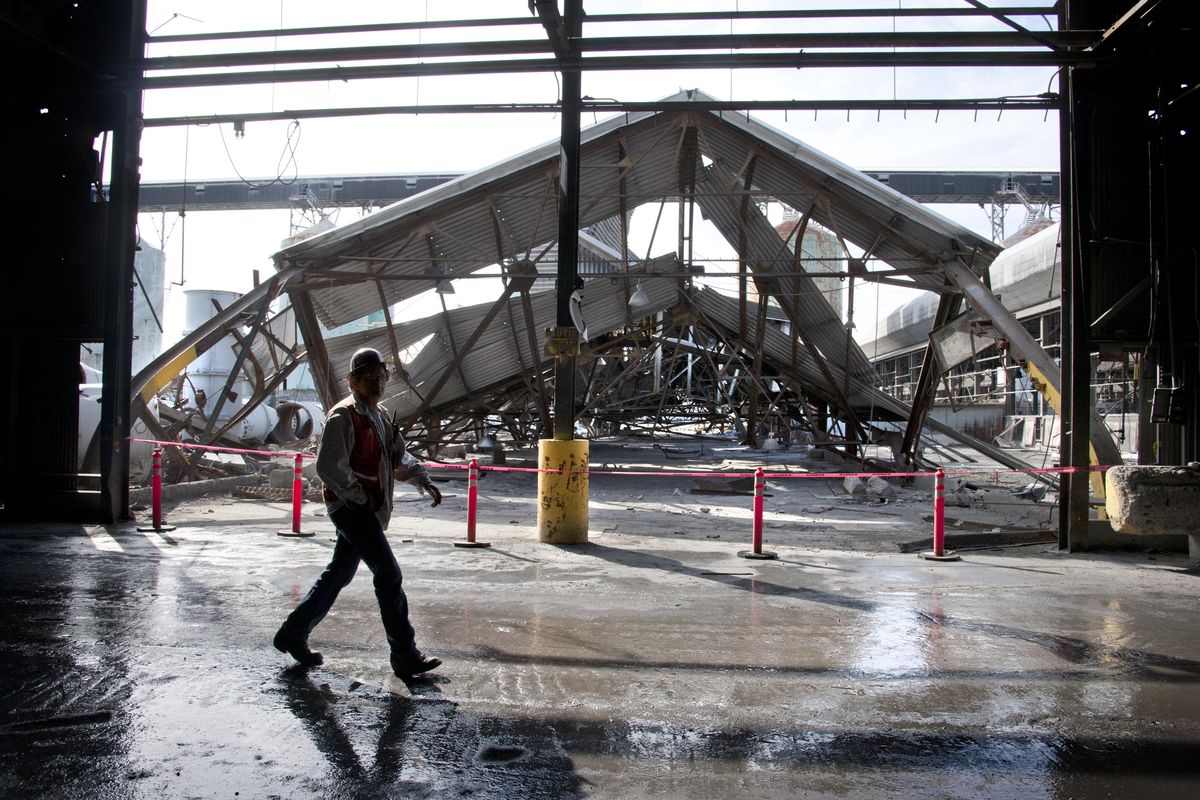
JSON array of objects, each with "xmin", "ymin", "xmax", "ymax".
[{"xmin": 1, "ymin": 3, "xmax": 1197, "ymax": 798}]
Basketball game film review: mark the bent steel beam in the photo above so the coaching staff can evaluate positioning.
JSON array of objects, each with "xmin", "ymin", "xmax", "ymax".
[
  {"xmin": 130, "ymin": 265, "xmax": 306, "ymax": 420},
  {"xmin": 941, "ymin": 258, "xmax": 1122, "ymax": 469}
]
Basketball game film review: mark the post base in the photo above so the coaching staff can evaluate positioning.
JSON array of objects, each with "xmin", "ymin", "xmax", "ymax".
[
  {"xmin": 536, "ymin": 439, "xmax": 589, "ymax": 544},
  {"xmin": 137, "ymin": 524, "xmax": 177, "ymax": 532},
  {"xmin": 453, "ymin": 540, "xmax": 492, "ymax": 548},
  {"xmin": 277, "ymin": 530, "xmax": 316, "ymax": 538},
  {"xmin": 738, "ymin": 549, "xmax": 778, "ymax": 560},
  {"xmin": 918, "ymin": 550, "xmax": 961, "ymax": 562}
]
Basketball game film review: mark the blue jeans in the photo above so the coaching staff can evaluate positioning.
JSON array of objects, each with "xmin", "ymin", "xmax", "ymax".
[{"xmin": 280, "ymin": 503, "xmax": 418, "ymax": 659}]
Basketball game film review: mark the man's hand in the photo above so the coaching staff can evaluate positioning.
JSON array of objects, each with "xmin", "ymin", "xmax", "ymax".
[
  {"xmin": 423, "ymin": 481, "xmax": 442, "ymax": 508},
  {"xmin": 343, "ymin": 483, "xmax": 369, "ymax": 507}
]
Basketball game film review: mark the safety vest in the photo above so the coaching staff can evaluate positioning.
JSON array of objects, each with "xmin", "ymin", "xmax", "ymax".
[{"xmin": 321, "ymin": 398, "xmax": 392, "ymax": 511}]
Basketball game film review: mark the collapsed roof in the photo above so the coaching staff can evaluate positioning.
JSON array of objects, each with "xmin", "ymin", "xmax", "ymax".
[
  {"xmin": 134, "ymin": 88, "xmax": 1051, "ymax": 471},
  {"xmin": 270, "ymin": 89, "xmax": 999, "ymax": 431}
]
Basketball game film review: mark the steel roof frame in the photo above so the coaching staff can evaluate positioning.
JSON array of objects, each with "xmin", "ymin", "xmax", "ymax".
[
  {"xmin": 133, "ymin": 4, "xmax": 1092, "ymax": 113},
  {"xmin": 129, "ymin": 4, "xmax": 1123, "ymax": 476}
]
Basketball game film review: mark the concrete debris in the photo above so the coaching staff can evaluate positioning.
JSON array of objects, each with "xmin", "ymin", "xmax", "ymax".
[
  {"xmin": 953, "ymin": 486, "xmax": 987, "ymax": 508},
  {"xmin": 1106, "ymin": 464, "xmax": 1200, "ymax": 535},
  {"xmin": 1011, "ymin": 482, "xmax": 1048, "ymax": 503},
  {"xmin": 129, "ymin": 474, "xmax": 264, "ymax": 506},
  {"xmin": 231, "ymin": 482, "xmax": 322, "ymax": 502},
  {"xmin": 268, "ymin": 469, "xmax": 296, "ymax": 489},
  {"xmin": 843, "ymin": 476, "xmax": 867, "ymax": 497},
  {"xmin": 693, "ymin": 475, "xmax": 754, "ymax": 493},
  {"xmin": 866, "ymin": 476, "xmax": 897, "ymax": 500}
]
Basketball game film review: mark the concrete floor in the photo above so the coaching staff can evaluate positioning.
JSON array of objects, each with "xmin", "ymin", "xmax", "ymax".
[{"xmin": 2, "ymin": 469, "xmax": 1199, "ymax": 798}]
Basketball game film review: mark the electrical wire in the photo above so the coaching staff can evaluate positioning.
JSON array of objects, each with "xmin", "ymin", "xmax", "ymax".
[{"xmin": 215, "ymin": 118, "xmax": 302, "ymax": 190}]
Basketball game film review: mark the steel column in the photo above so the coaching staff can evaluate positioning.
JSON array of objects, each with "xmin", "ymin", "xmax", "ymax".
[
  {"xmin": 98, "ymin": 0, "xmax": 147, "ymax": 522},
  {"xmin": 545, "ymin": 0, "xmax": 583, "ymax": 441}
]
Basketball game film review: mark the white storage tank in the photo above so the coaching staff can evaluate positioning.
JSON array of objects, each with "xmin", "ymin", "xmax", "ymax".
[
  {"xmin": 182, "ymin": 288, "xmax": 249, "ymax": 418},
  {"xmin": 132, "ymin": 241, "xmax": 166, "ymax": 374}
]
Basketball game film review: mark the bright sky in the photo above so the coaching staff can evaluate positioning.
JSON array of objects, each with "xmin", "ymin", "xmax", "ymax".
[{"xmin": 136, "ymin": 1, "xmax": 1063, "ymax": 345}]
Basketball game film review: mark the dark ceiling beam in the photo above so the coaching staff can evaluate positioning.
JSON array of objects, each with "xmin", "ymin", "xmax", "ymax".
[
  {"xmin": 588, "ymin": 7, "xmax": 1061, "ymax": 24},
  {"xmin": 959, "ymin": 0, "xmax": 1053, "ymax": 44},
  {"xmin": 140, "ymin": 31, "xmax": 1090, "ymax": 72},
  {"xmin": 0, "ymin": 9, "xmax": 107, "ymax": 77},
  {"xmin": 136, "ymin": 170, "xmax": 1061, "ymax": 212},
  {"xmin": 147, "ymin": 16, "xmax": 537, "ymax": 44},
  {"xmin": 578, "ymin": 31, "xmax": 1091, "ymax": 51},
  {"xmin": 142, "ymin": 95, "xmax": 1057, "ymax": 127},
  {"xmin": 145, "ymin": 6, "xmax": 1062, "ymax": 45},
  {"xmin": 531, "ymin": 0, "xmax": 572, "ymax": 61},
  {"xmin": 134, "ymin": 51, "xmax": 1091, "ymax": 91},
  {"xmin": 142, "ymin": 38, "xmax": 552, "ymax": 71},
  {"xmin": 1093, "ymin": 0, "xmax": 1167, "ymax": 49}
]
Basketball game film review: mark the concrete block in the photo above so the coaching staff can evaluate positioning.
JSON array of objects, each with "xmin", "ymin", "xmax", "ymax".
[
  {"xmin": 130, "ymin": 474, "xmax": 265, "ymax": 506},
  {"xmin": 907, "ymin": 473, "xmax": 937, "ymax": 492},
  {"xmin": 866, "ymin": 476, "xmax": 897, "ymax": 500},
  {"xmin": 822, "ymin": 449, "xmax": 845, "ymax": 467},
  {"xmin": 1106, "ymin": 465, "xmax": 1200, "ymax": 535},
  {"xmin": 843, "ymin": 476, "xmax": 866, "ymax": 497},
  {"xmin": 268, "ymin": 469, "xmax": 294, "ymax": 489}
]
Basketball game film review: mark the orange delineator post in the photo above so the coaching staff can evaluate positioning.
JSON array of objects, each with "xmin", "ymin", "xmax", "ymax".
[
  {"xmin": 454, "ymin": 458, "xmax": 490, "ymax": 548},
  {"xmin": 738, "ymin": 466, "xmax": 776, "ymax": 560},
  {"xmin": 277, "ymin": 452, "xmax": 315, "ymax": 537},
  {"xmin": 933, "ymin": 467, "xmax": 946, "ymax": 555},
  {"xmin": 153, "ymin": 449, "xmax": 165, "ymax": 529},
  {"xmin": 290, "ymin": 453, "xmax": 303, "ymax": 533},
  {"xmin": 467, "ymin": 458, "xmax": 478, "ymax": 541},
  {"xmin": 920, "ymin": 467, "xmax": 959, "ymax": 561},
  {"xmin": 752, "ymin": 466, "xmax": 765, "ymax": 550}
]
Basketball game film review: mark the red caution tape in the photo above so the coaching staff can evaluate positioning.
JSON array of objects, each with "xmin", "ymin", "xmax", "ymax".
[
  {"xmin": 427, "ymin": 461, "xmax": 1112, "ymax": 479},
  {"xmin": 130, "ymin": 437, "xmax": 315, "ymax": 459},
  {"xmin": 131, "ymin": 436, "xmax": 1110, "ymax": 480}
]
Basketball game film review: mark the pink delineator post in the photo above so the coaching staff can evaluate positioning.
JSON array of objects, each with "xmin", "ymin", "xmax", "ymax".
[
  {"xmin": 454, "ymin": 457, "xmax": 490, "ymax": 548},
  {"xmin": 752, "ymin": 466, "xmax": 765, "ymax": 552},
  {"xmin": 151, "ymin": 449, "xmax": 163, "ymax": 529},
  {"xmin": 738, "ymin": 466, "xmax": 776, "ymax": 560},
  {"xmin": 933, "ymin": 467, "xmax": 946, "ymax": 556},
  {"xmin": 467, "ymin": 458, "xmax": 479, "ymax": 542},
  {"xmin": 290, "ymin": 453, "xmax": 303, "ymax": 533},
  {"xmin": 137, "ymin": 448, "xmax": 176, "ymax": 533}
]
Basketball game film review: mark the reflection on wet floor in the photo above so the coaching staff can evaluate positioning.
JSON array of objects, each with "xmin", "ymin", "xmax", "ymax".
[{"xmin": 0, "ymin": 521, "xmax": 1198, "ymax": 798}]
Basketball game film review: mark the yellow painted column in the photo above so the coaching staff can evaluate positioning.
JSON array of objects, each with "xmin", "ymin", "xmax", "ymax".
[{"xmin": 537, "ymin": 438, "xmax": 589, "ymax": 544}]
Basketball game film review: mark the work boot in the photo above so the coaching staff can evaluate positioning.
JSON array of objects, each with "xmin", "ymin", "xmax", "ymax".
[
  {"xmin": 390, "ymin": 651, "xmax": 442, "ymax": 679},
  {"xmin": 273, "ymin": 627, "xmax": 323, "ymax": 666}
]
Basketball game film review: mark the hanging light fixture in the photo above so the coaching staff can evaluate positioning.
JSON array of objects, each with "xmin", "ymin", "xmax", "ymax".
[
  {"xmin": 628, "ymin": 280, "xmax": 649, "ymax": 308},
  {"xmin": 425, "ymin": 263, "xmax": 455, "ymax": 294}
]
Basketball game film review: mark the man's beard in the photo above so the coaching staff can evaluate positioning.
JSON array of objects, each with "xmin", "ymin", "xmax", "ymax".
[{"xmin": 357, "ymin": 377, "xmax": 387, "ymax": 403}]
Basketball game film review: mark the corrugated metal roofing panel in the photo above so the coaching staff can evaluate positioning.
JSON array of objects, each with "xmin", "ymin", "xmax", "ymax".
[
  {"xmin": 693, "ymin": 101, "xmax": 1000, "ymax": 278},
  {"xmin": 321, "ymin": 258, "xmax": 681, "ymax": 418},
  {"xmin": 691, "ymin": 164, "xmax": 875, "ymax": 387},
  {"xmin": 273, "ymin": 89, "xmax": 999, "ymax": 416},
  {"xmin": 690, "ymin": 287, "xmax": 909, "ymax": 417}
]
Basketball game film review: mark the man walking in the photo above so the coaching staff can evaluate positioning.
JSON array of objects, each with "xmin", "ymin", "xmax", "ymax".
[{"xmin": 274, "ymin": 347, "xmax": 443, "ymax": 679}]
